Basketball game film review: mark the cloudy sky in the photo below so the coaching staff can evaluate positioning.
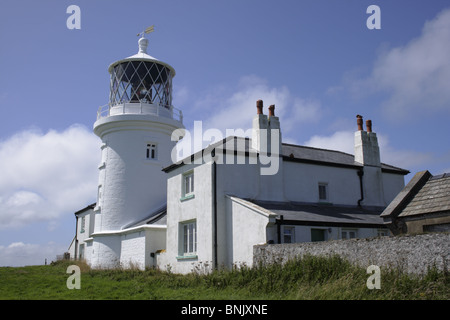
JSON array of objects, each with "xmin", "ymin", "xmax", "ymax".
[{"xmin": 1, "ymin": 0, "xmax": 450, "ymax": 266}]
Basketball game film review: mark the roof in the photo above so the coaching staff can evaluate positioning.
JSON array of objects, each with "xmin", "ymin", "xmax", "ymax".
[
  {"xmin": 398, "ymin": 173, "xmax": 450, "ymax": 217},
  {"xmin": 163, "ymin": 135, "xmax": 409, "ymax": 175},
  {"xmin": 247, "ymin": 199, "xmax": 386, "ymax": 228},
  {"xmin": 282, "ymin": 143, "xmax": 408, "ymax": 174},
  {"xmin": 108, "ymin": 37, "xmax": 175, "ymax": 76},
  {"xmin": 122, "ymin": 204, "xmax": 167, "ymax": 229},
  {"xmin": 381, "ymin": 170, "xmax": 450, "ymax": 220},
  {"xmin": 74, "ymin": 203, "xmax": 96, "ymax": 216}
]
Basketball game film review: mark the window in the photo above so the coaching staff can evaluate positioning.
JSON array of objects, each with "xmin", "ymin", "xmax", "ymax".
[
  {"xmin": 283, "ymin": 227, "xmax": 295, "ymax": 243},
  {"xmin": 183, "ymin": 171, "xmax": 194, "ymax": 197},
  {"xmin": 181, "ymin": 221, "xmax": 197, "ymax": 256},
  {"xmin": 146, "ymin": 143, "xmax": 157, "ymax": 159},
  {"xmin": 377, "ymin": 229, "xmax": 389, "ymax": 237},
  {"xmin": 318, "ymin": 183, "xmax": 328, "ymax": 201},
  {"xmin": 80, "ymin": 216, "xmax": 85, "ymax": 233},
  {"xmin": 341, "ymin": 229, "xmax": 357, "ymax": 239}
]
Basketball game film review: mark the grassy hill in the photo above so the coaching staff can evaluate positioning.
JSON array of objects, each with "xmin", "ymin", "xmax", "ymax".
[{"xmin": 0, "ymin": 255, "xmax": 448, "ymax": 300}]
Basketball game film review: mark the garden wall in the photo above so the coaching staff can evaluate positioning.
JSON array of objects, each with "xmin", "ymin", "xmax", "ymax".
[{"xmin": 253, "ymin": 233, "xmax": 449, "ymax": 275}]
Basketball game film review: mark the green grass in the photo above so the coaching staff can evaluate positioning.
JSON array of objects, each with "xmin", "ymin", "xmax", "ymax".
[{"xmin": 0, "ymin": 255, "xmax": 448, "ymax": 300}]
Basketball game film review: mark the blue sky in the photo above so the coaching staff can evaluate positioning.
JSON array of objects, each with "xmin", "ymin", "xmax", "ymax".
[{"xmin": 1, "ymin": 0, "xmax": 450, "ymax": 266}]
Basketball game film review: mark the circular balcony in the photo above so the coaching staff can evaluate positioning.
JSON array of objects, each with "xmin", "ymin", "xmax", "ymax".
[{"xmin": 97, "ymin": 102, "xmax": 183, "ymax": 123}]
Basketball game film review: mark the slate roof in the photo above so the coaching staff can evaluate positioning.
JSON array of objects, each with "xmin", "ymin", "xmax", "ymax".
[
  {"xmin": 381, "ymin": 170, "xmax": 450, "ymax": 221},
  {"xmin": 74, "ymin": 203, "xmax": 96, "ymax": 216},
  {"xmin": 282, "ymin": 142, "xmax": 407, "ymax": 173},
  {"xmin": 248, "ymin": 199, "xmax": 386, "ymax": 227},
  {"xmin": 398, "ymin": 173, "xmax": 450, "ymax": 217},
  {"xmin": 163, "ymin": 136, "xmax": 409, "ymax": 175},
  {"xmin": 122, "ymin": 204, "xmax": 167, "ymax": 229}
]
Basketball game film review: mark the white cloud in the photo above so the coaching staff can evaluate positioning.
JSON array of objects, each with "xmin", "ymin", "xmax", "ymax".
[
  {"xmin": 188, "ymin": 75, "xmax": 322, "ymax": 137},
  {"xmin": 304, "ymin": 131, "xmax": 354, "ymax": 155},
  {"xmin": 172, "ymin": 75, "xmax": 323, "ymax": 158},
  {"xmin": 353, "ymin": 8, "xmax": 450, "ymax": 118},
  {"xmin": 0, "ymin": 125, "xmax": 100, "ymax": 229},
  {"xmin": 0, "ymin": 241, "xmax": 67, "ymax": 266}
]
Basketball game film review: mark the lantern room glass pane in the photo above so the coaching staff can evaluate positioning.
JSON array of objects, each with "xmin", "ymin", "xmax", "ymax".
[{"xmin": 109, "ymin": 60, "xmax": 172, "ymax": 108}]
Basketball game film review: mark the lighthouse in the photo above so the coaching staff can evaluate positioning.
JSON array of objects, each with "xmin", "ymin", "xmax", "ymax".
[{"xmin": 89, "ymin": 30, "xmax": 184, "ymax": 268}]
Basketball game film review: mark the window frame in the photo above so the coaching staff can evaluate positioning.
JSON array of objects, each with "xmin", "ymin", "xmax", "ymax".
[
  {"xmin": 283, "ymin": 226, "xmax": 295, "ymax": 244},
  {"xmin": 341, "ymin": 228, "xmax": 358, "ymax": 240},
  {"xmin": 178, "ymin": 220, "xmax": 197, "ymax": 259},
  {"xmin": 318, "ymin": 182, "xmax": 329, "ymax": 202},
  {"xmin": 181, "ymin": 170, "xmax": 195, "ymax": 200},
  {"xmin": 146, "ymin": 143, "xmax": 157, "ymax": 160}
]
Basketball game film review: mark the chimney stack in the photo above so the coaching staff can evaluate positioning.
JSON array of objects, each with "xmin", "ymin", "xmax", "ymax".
[
  {"xmin": 356, "ymin": 115, "xmax": 363, "ymax": 131},
  {"xmin": 252, "ymin": 100, "xmax": 268, "ymax": 152},
  {"xmin": 256, "ymin": 99, "xmax": 263, "ymax": 115},
  {"xmin": 353, "ymin": 114, "xmax": 384, "ymax": 206},
  {"xmin": 354, "ymin": 114, "xmax": 380, "ymax": 167},
  {"xmin": 268, "ymin": 105, "xmax": 275, "ymax": 117},
  {"xmin": 366, "ymin": 120, "xmax": 372, "ymax": 132},
  {"xmin": 252, "ymin": 100, "xmax": 281, "ymax": 156}
]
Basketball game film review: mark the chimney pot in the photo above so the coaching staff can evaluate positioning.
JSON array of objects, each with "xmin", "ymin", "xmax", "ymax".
[
  {"xmin": 256, "ymin": 100, "xmax": 263, "ymax": 114},
  {"xmin": 366, "ymin": 120, "xmax": 372, "ymax": 132},
  {"xmin": 268, "ymin": 104, "xmax": 275, "ymax": 117},
  {"xmin": 356, "ymin": 115, "xmax": 363, "ymax": 131}
]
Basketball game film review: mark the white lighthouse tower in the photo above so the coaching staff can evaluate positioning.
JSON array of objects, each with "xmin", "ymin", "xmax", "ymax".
[{"xmin": 89, "ymin": 30, "xmax": 184, "ymax": 268}]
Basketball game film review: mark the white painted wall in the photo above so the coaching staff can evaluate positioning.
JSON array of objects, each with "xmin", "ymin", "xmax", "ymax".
[
  {"xmin": 225, "ymin": 196, "xmax": 276, "ymax": 268},
  {"xmin": 90, "ymin": 234, "xmax": 121, "ymax": 269},
  {"xmin": 164, "ymin": 162, "xmax": 214, "ymax": 274},
  {"xmin": 382, "ymin": 171, "xmax": 406, "ymax": 205},
  {"xmin": 93, "ymin": 115, "xmax": 181, "ymax": 231},
  {"xmin": 283, "ymin": 161, "xmax": 362, "ymax": 205},
  {"xmin": 89, "ymin": 225, "xmax": 166, "ymax": 270},
  {"xmin": 120, "ymin": 231, "xmax": 146, "ymax": 269},
  {"xmin": 91, "ymin": 113, "xmax": 182, "ymax": 268}
]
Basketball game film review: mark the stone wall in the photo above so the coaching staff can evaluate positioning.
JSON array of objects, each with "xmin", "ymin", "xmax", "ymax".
[{"xmin": 253, "ymin": 233, "xmax": 449, "ymax": 275}]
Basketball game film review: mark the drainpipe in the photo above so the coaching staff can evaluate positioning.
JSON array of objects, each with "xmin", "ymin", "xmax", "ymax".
[
  {"xmin": 212, "ymin": 148, "xmax": 218, "ymax": 270},
  {"xmin": 74, "ymin": 215, "xmax": 79, "ymax": 260},
  {"xmin": 276, "ymin": 215, "xmax": 284, "ymax": 244},
  {"xmin": 357, "ymin": 169, "xmax": 364, "ymax": 207}
]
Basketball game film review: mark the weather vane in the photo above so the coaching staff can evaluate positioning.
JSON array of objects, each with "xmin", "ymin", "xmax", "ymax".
[{"xmin": 137, "ymin": 25, "xmax": 155, "ymax": 37}]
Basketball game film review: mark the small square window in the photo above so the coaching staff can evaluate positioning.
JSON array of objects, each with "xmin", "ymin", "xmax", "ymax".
[
  {"xmin": 146, "ymin": 143, "xmax": 157, "ymax": 159},
  {"xmin": 318, "ymin": 183, "xmax": 328, "ymax": 201}
]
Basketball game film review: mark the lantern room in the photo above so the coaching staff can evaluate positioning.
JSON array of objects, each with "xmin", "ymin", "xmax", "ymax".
[{"xmin": 97, "ymin": 34, "xmax": 182, "ymax": 123}]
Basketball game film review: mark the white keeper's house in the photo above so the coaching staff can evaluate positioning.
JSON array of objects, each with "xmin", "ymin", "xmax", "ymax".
[{"xmin": 68, "ymin": 35, "xmax": 409, "ymax": 273}]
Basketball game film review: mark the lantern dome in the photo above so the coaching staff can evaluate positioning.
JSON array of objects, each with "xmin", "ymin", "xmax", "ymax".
[{"xmin": 107, "ymin": 36, "xmax": 175, "ymax": 108}]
